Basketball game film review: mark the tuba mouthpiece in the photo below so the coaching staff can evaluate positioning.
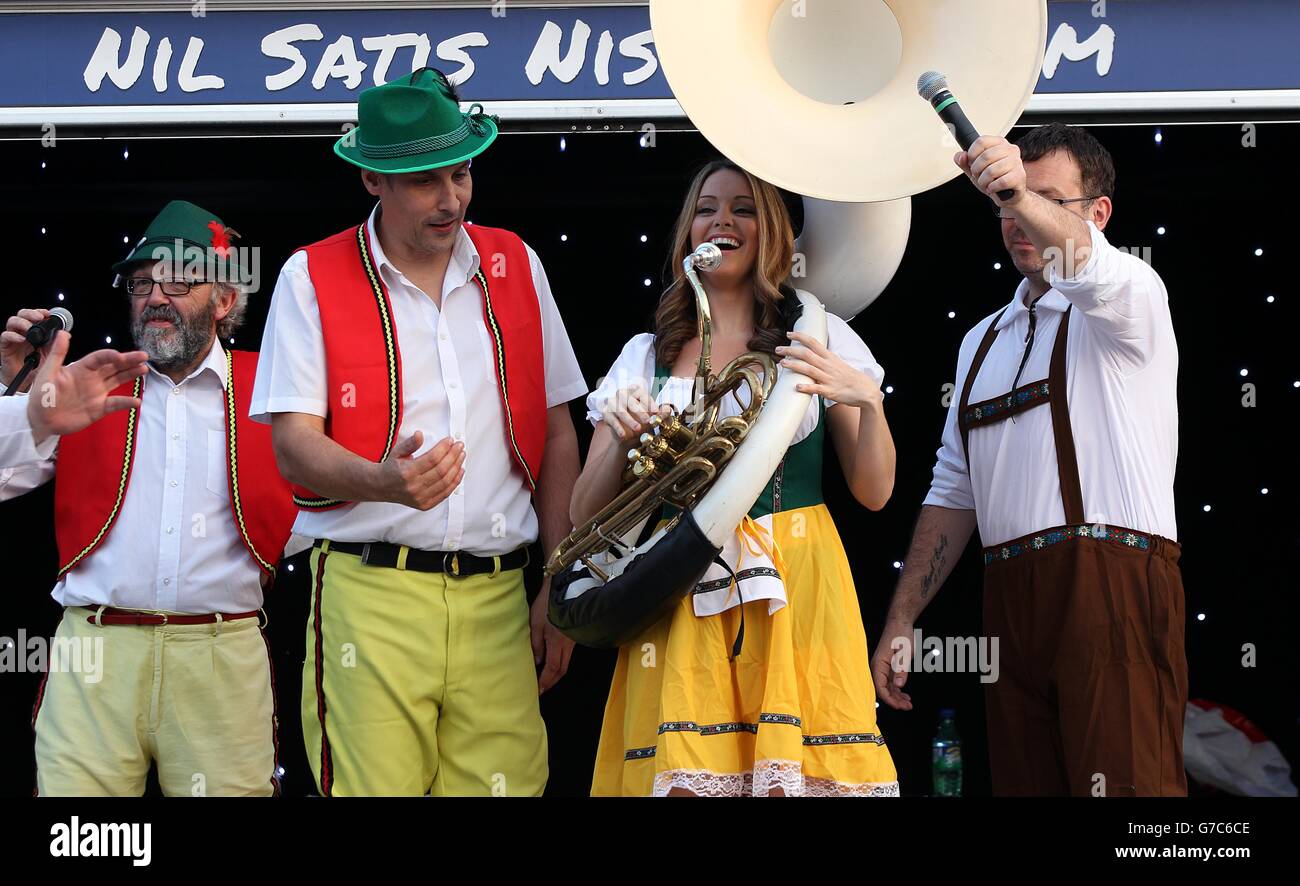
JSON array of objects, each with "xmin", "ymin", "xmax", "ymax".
[{"xmin": 688, "ymin": 242, "xmax": 724, "ymax": 272}]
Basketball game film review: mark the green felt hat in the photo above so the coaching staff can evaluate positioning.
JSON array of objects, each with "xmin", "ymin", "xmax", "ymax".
[
  {"xmin": 111, "ymin": 199, "xmax": 242, "ymax": 283},
  {"xmin": 334, "ymin": 67, "xmax": 499, "ymax": 174}
]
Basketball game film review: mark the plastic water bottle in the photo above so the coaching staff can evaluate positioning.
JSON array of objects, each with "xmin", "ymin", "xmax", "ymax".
[{"xmin": 932, "ymin": 708, "xmax": 963, "ymax": 797}]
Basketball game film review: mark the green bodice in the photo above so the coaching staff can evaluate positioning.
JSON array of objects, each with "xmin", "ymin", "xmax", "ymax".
[{"xmin": 652, "ymin": 361, "xmax": 824, "ymax": 519}]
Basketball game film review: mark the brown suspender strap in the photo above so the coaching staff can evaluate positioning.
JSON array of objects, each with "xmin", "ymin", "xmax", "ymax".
[
  {"xmin": 958, "ymin": 309, "xmax": 1008, "ymax": 460},
  {"xmin": 1047, "ymin": 306, "xmax": 1086, "ymax": 525}
]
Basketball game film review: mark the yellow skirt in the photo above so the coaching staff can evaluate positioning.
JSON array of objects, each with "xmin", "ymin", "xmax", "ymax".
[{"xmin": 590, "ymin": 504, "xmax": 899, "ymax": 796}]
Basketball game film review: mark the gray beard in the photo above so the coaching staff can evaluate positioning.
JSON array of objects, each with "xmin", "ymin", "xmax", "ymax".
[{"xmin": 131, "ymin": 296, "xmax": 216, "ymax": 371}]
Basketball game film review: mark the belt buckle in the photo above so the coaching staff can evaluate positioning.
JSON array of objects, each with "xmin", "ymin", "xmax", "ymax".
[
  {"xmin": 360, "ymin": 543, "xmax": 372, "ymax": 566},
  {"xmin": 151, "ymin": 610, "xmax": 169, "ymax": 626},
  {"xmin": 443, "ymin": 551, "xmax": 461, "ymax": 578}
]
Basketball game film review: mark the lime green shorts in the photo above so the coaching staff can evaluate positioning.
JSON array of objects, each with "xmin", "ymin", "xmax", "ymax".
[{"xmin": 303, "ymin": 541, "xmax": 547, "ymax": 796}]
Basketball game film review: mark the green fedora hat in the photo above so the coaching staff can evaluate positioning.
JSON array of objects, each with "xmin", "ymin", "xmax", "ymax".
[
  {"xmin": 111, "ymin": 199, "xmax": 242, "ymax": 283},
  {"xmin": 334, "ymin": 67, "xmax": 499, "ymax": 174}
]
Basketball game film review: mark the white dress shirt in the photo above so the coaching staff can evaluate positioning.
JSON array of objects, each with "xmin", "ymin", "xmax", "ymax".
[
  {"xmin": 585, "ymin": 306, "xmax": 885, "ymax": 616},
  {"xmin": 249, "ymin": 205, "xmax": 587, "ymax": 556},
  {"xmin": 924, "ymin": 221, "xmax": 1179, "ymax": 547},
  {"xmin": 0, "ymin": 341, "xmax": 286, "ymax": 613}
]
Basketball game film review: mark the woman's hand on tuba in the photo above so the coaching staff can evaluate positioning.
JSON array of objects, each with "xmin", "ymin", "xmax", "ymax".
[
  {"xmin": 600, "ymin": 383, "xmax": 671, "ymax": 443},
  {"xmin": 777, "ymin": 331, "xmax": 883, "ymax": 409}
]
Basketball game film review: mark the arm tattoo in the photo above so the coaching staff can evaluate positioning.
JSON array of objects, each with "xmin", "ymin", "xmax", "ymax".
[{"xmin": 919, "ymin": 533, "xmax": 949, "ymax": 600}]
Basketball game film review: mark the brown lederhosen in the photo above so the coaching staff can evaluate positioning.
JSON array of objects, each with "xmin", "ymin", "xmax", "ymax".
[{"xmin": 959, "ymin": 305, "xmax": 1188, "ymax": 797}]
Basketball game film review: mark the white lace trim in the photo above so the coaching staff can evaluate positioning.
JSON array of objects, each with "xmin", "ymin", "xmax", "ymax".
[{"xmin": 652, "ymin": 760, "xmax": 900, "ymax": 797}]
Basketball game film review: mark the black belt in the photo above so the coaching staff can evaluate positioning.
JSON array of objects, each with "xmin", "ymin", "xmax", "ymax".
[{"xmin": 314, "ymin": 540, "xmax": 529, "ymax": 577}]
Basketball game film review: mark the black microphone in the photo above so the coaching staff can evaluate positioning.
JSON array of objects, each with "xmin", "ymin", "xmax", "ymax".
[
  {"xmin": 24, "ymin": 307, "xmax": 74, "ymax": 348},
  {"xmin": 2, "ymin": 307, "xmax": 74, "ymax": 396},
  {"xmin": 918, "ymin": 71, "xmax": 1016, "ymax": 202}
]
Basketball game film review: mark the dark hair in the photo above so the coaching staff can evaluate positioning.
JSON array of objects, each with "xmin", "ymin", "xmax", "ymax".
[{"xmin": 1015, "ymin": 123, "xmax": 1116, "ymax": 199}]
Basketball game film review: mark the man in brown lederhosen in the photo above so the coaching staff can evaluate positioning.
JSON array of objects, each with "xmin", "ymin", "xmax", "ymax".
[{"xmin": 870, "ymin": 123, "xmax": 1186, "ymax": 796}]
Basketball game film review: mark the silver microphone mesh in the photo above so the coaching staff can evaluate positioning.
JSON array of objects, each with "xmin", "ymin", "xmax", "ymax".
[
  {"xmin": 49, "ymin": 306, "xmax": 74, "ymax": 333},
  {"xmin": 917, "ymin": 71, "xmax": 949, "ymax": 102}
]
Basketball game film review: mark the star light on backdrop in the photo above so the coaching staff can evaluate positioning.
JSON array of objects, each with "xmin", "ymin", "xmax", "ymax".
[{"xmin": 4, "ymin": 120, "xmax": 1294, "ymax": 798}]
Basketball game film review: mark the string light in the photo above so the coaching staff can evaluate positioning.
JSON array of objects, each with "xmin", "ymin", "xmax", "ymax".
[
  {"xmin": 947, "ymin": 311, "xmax": 956, "ymax": 319},
  {"xmin": 1240, "ymin": 369, "xmax": 1249, "ymax": 377},
  {"xmin": 640, "ymin": 234, "xmax": 648, "ymax": 243},
  {"xmin": 892, "ymin": 560, "xmax": 902, "ymax": 570},
  {"xmin": 1157, "ymin": 226, "xmax": 1166, "ymax": 235},
  {"xmin": 559, "ymin": 137, "xmax": 567, "ymax": 152},
  {"xmin": 1196, "ymin": 613, "xmax": 1206, "ymax": 622},
  {"xmin": 1154, "ymin": 128, "xmax": 1163, "ymax": 144},
  {"xmin": 1202, "ymin": 504, "xmax": 1212, "ymax": 512},
  {"xmin": 1266, "ymin": 295, "xmax": 1275, "ymax": 303},
  {"xmin": 993, "ymin": 262, "xmax": 1002, "ymax": 270},
  {"xmin": 1254, "ymin": 248, "xmax": 1263, "ymax": 257},
  {"xmin": 643, "ymin": 278, "xmax": 652, "ymax": 287},
  {"xmin": 560, "ymin": 234, "xmax": 568, "ymax": 242},
  {"xmin": 1261, "ymin": 488, "xmax": 1269, "ymax": 495}
]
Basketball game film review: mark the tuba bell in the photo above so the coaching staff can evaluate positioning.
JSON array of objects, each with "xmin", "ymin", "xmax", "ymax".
[{"xmin": 546, "ymin": 0, "xmax": 1048, "ymax": 647}]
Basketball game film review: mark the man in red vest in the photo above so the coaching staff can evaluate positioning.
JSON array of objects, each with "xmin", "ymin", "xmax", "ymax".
[
  {"xmin": 0, "ymin": 201, "xmax": 300, "ymax": 796},
  {"xmin": 252, "ymin": 68, "xmax": 586, "ymax": 796}
]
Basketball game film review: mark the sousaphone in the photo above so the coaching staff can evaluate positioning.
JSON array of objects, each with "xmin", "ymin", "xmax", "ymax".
[{"xmin": 546, "ymin": 0, "xmax": 1047, "ymax": 646}]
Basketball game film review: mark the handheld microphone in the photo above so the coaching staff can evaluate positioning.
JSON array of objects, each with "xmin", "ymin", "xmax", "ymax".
[
  {"xmin": 918, "ymin": 71, "xmax": 1016, "ymax": 202},
  {"xmin": 25, "ymin": 307, "xmax": 74, "ymax": 348},
  {"xmin": 2, "ymin": 307, "xmax": 75, "ymax": 396}
]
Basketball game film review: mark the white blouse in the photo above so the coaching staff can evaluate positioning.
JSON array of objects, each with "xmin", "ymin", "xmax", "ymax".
[
  {"xmin": 583, "ymin": 306, "xmax": 884, "ymax": 618},
  {"xmin": 585, "ymin": 309, "xmax": 885, "ymax": 443}
]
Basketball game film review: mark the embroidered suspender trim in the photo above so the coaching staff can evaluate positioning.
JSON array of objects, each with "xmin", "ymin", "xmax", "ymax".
[
  {"xmin": 960, "ymin": 380, "xmax": 1051, "ymax": 430},
  {"xmin": 293, "ymin": 224, "xmax": 401, "ymax": 509},
  {"xmin": 57, "ymin": 376, "xmax": 143, "ymax": 578},
  {"xmin": 474, "ymin": 267, "xmax": 537, "ymax": 492}
]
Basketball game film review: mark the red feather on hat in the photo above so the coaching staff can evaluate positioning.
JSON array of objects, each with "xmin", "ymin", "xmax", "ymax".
[{"xmin": 208, "ymin": 220, "xmax": 238, "ymax": 257}]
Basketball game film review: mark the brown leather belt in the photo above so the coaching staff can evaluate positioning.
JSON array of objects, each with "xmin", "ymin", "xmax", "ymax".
[{"xmin": 83, "ymin": 607, "xmax": 263, "ymax": 627}]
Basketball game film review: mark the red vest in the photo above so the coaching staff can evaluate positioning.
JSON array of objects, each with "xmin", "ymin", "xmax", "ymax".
[
  {"xmin": 291, "ymin": 222, "xmax": 547, "ymax": 511},
  {"xmin": 53, "ymin": 349, "xmax": 298, "ymax": 583}
]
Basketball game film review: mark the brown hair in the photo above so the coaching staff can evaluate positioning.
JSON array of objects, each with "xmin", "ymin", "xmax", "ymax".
[
  {"xmin": 653, "ymin": 160, "xmax": 796, "ymax": 369},
  {"xmin": 1015, "ymin": 122, "xmax": 1116, "ymax": 199}
]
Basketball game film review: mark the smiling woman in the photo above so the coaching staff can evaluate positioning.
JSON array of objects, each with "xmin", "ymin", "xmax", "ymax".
[
  {"xmin": 653, "ymin": 160, "xmax": 795, "ymax": 368},
  {"xmin": 572, "ymin": 157, "xmax": 901, "ymax": 797}
]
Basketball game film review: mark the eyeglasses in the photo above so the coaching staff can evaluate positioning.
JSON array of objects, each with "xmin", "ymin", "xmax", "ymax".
[
  {"xmin": 992, "ymin": 195, "xmax": 1102, "ymax": 219},
  {"xmin": 124, "ymin": 277, "xmax": 208, "ymax": 297}
]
